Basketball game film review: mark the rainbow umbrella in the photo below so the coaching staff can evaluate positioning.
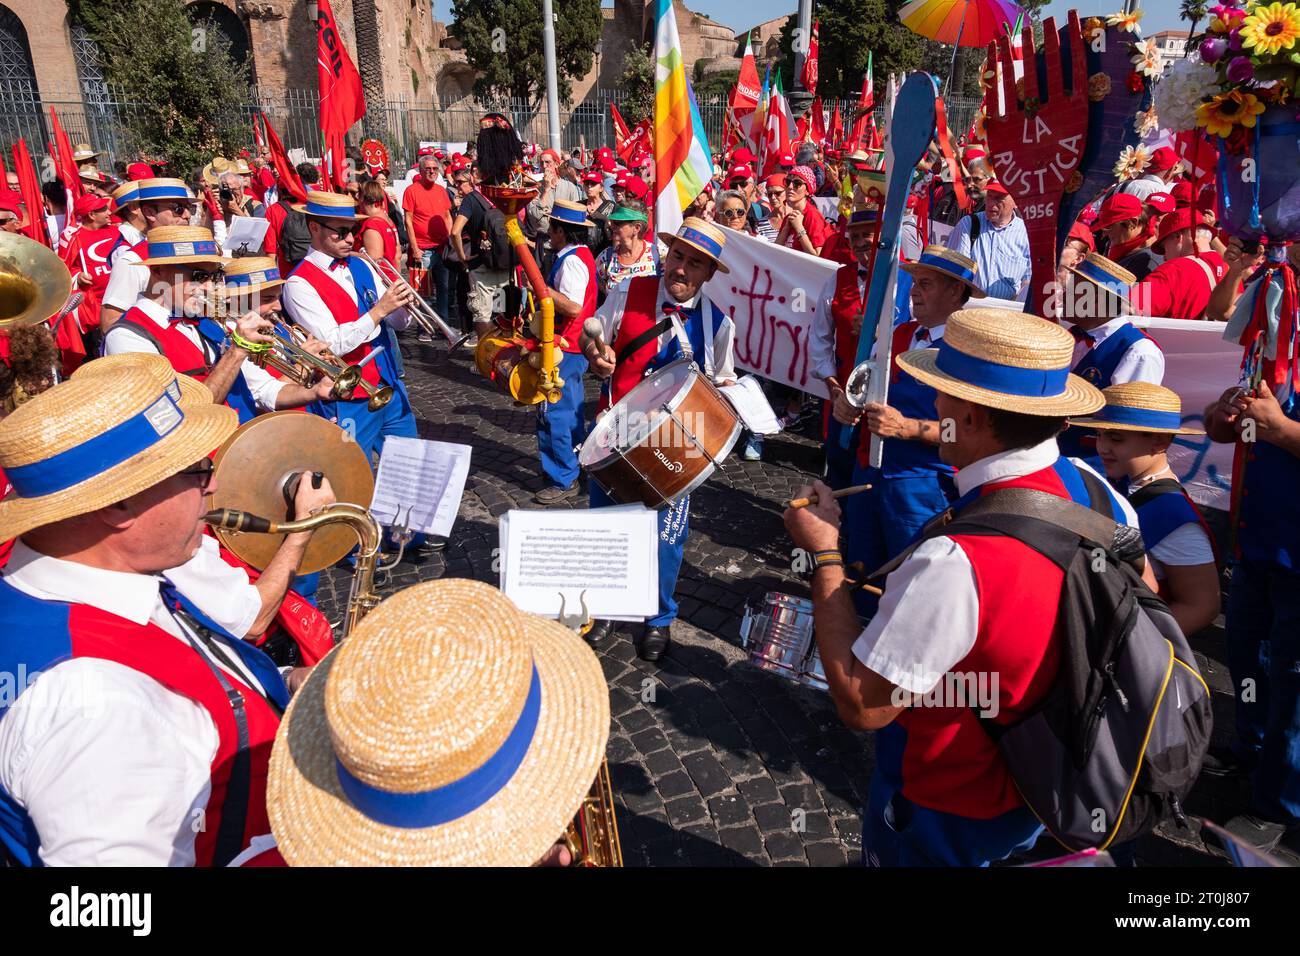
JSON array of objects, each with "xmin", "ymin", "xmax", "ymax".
[{"xmin": 898, "ymin": 0, "xmax": 1023, "ymax": 48}]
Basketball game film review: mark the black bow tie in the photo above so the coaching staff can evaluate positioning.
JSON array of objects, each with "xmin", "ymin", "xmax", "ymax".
[
  {"xmin": 915, "ymin": 327, "xmax": 931, "ymax": 343},
  {"xmin": 1069, "ymin": 325, "xmax": 1095, "ymax": 346}
]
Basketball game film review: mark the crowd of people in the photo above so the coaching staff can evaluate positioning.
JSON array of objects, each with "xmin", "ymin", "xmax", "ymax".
[{"xmin": 0, "ymin": 92, "xmax": 1296, "ymax": 869}]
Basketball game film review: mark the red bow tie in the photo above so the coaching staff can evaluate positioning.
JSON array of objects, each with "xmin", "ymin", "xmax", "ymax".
[
  {"xmin": 329, "ymin": 258, "xmax": 349, "ymax": 271},
  {"xmin": 1069, "ymin": 325, "xmax": 1096, "ymax": 346}
]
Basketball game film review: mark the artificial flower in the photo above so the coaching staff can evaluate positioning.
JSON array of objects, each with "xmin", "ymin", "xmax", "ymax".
[
  {"xmin": 1082, "ymin": 16, "xmax": 1105, "ymax": 42},
  {"xmin": 1134, "ymin": 104, "xmax": 1160, "ymax": 136},
  {"xmin": 1154, "ymin": 55, "xmax": 1219, "ymax": 132},
  {"xmin": 1196, "ymin": 88, "xmax": 1268, "ymax": 137},
  {"xmin": 1088, "ymin": 72, "xmax": 1112, "ymax": 101},
  {"xmin": 1126, "ymin": 70, "xmax": 1145, "ymax": 93},
  {"xmin": 1227, "ymin": 54, "xmax": 1257, "ymax": 82},
  {"xmin": 1201, "ymin": 35, "xmax": 1229, "ymax": 61},
  {"xmin": 1114, "ymin": 144, "xmax": 1152, "ymax": 180},
  {"xmin": 1241, "ymin": 2, "xmax": 1300, "ymax": 56},
  {"xmin": 1107, "ymin": 10, "xmax": 1144, "ymax": 32},
  {"xmin": 1209, "ymin": 4, "xmax": 1248, "ymax": 32},
  {"xmin": 1130, "ymin": 38, "xmax": 1163, "ymax": 77}
]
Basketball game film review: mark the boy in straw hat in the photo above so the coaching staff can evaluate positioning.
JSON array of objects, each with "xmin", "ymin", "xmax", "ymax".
[
  {"xmin": 263, "ymin": 579, "xmax": 609, "ymax": 866},
  {"xmin": 532, "ymin": 199, "xmax": 600, "ymax": 506},
  {"xmin": 100, "ymin": 177, "xmax": 196, "ymax": 331},
  {"xmin": 1071, "ymin": 381, "xmax": 1219, "ymax": 638},
  {"xmin": 579, "ymin": 217, "xmax": 737, "ymax": 662},
  {"xmin": 785, "ymin": 308, "xmax": 1152, "ymax": 866},
  {"xmin": 104, "ymin": 226, "xmax": 337, "ymax": 423},
  {"xmin": 0, "ymin": 353, "xmax": 338, "ymax": 865},
  {"xmin": 825, "ymin": 245, "xmax": 982, "ymax": 611}
]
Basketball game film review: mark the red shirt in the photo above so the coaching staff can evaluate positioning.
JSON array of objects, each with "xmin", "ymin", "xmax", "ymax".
[
  {"xmin": 784, "ymin": 201, "xmax": 831, "ymax": 253},
  {"xmin": 1130, "ymin": 252, "xmax": 1227, "ymax": 320},
  {"xmin": 401, "ymin": 179, "xmax": 452, "ymax": 251},
  {"xmin": 360, "ymin": 216, "xmax": 399, "ymax": 266}
]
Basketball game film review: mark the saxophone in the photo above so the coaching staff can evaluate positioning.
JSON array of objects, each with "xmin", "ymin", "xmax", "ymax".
[
  {"xmin": 564, "ymin": 758, "xmax": 623, "ymax": 867},
  {"xmin": 203, "ymin": 501, "xmax": 382, "ymax": 639}
]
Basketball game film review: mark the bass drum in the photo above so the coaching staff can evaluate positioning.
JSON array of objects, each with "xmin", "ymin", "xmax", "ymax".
[
  {"xmin": 474, "ymin": 331, "xmax": 542, "ymax": 405},
  {"xmin": 579, "ymin": 359, "xmax": 741, "ymax": 509}
]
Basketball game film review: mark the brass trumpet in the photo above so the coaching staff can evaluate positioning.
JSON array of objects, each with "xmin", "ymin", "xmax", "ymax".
[
  {"xmin": 253, "ymin": 317, "xmax": 393, "ymax": 411},
  {"xmin": 356, "ymin": 249, "xmax": 471, "ymax": 356}
]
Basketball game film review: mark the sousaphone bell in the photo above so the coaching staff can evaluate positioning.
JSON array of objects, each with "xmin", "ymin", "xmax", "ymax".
[{"xmin": 0, "ymin": 232, "xmax": 73, "ymax": 331}]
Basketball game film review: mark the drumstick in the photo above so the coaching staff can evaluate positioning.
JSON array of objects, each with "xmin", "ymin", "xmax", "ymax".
[
  {"xmin": 582, "ymin": 316, "xmax": 606, "ymax": 349},
  {"xmin": 786, "ymin": 483, "xmax": 873, "ymax": 509}
]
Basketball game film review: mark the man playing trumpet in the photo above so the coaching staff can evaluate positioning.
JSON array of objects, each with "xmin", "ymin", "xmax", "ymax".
[
  {"xmin": 103, "ymin": 225, "xmax": 335, "ymax": 420},
  {"xmin": 0, "ymin": 354, "xmax": 336, "ymax": 865}
]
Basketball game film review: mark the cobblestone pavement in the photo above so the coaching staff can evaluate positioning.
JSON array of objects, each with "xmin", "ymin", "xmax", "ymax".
[{"xmin": 314, "ymin": 335, "xmax": 1264, "ymax": 867}]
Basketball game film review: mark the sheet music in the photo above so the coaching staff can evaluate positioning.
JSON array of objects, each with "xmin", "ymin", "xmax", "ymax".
[
  {"xmin": 225, "ymin": 216, "xmax": 269, "ymax": 255},
  {"xmin": 370, "ymin": 437, "xmax": 471, "ymax": 537},
  {"xmin": 499, "ymin": 507, "xmax": 659, "ymax": 622},
  {"xmin": 719, "ymin": 376, "xmax": 781, "ymax": 435}
]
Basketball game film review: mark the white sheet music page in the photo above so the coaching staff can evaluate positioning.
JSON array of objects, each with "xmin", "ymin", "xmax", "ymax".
[
  {"xmin": 499, "ymin": 506, "xmax": 659, "ymax": 621},
  {"xmin": 718, "ymin": 375, "xmax": 782, "ymax": 435},
  {"xmin": 370, "ymin": 437, "xmax": 471, "ymax": 537}
]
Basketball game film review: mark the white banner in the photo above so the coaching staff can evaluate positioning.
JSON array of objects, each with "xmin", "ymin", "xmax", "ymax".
[{"xmin": 704, "ymin": 228, "xmax": 841, "ymax": 399}]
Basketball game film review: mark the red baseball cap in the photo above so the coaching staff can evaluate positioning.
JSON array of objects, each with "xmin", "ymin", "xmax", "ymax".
[
  {"xmin": 417, "ymin": 146, "xmax": 436, "ymax": 157},
  {"xmin": 74, "ymin": 193, "xmax": 110, "ymax": 217},
  {"xmin": 962, "ymin": 146, "xmax": 987, "ymax": 164},
  {"xmin": 1148, "ymin": 146, "xmax": 1178, "ymax": 172},
  {"xmin": 726, "ymin": 164, "xmax": 755, "ymax": 184},
  {"xmin": 1144, "ymin": 191, "xmax": 1176, "ymax": 215},
  {"xmin": 984, "ymin": 180, "xmax": 1010, "ymax": 197},
  {"xmin": 596, "ymin": 154, "xmax": 617, "ymax": 173},
  {"xmin": 777, "ymin": 152, "xmax": 796, "ymax": 168},
  {"xmin": 1170, "ymin": 180, "xmax": 1194, "ymax": 207},
  {"xmin": 614, "ymin": 170, "xmax": 630, "ymax": 188},
  {"xmin": 596, "ymin": 147, "xmax": 613, "ymax": 159},
  {"xmin": 732, "ymin": 146, "xmax": 756, "ymax": 165},
  {"xmin": 1094, "ymin": 192, "xmax": 1144, "ymax": 228},
  {"xmin": 1196, "ymin": 184, "xmax": 1217, "ymax": 212},
  {"xmin": 127, "ymin": 162, "xmax": 154, "ymax": 181},
  {"xmin": 1067, "ymin": 220, "xmax": 1096, "ymax": 252},
  {"xmin": 581, "ymin": 169, "xmax": 603, "ymax": 184},
  {"xmin": 1155, "ymin": 207, "xmax": 1200, "ymax": 250},
  {"xmin": 624, "ymin": 175, "xmax": 649, "ymax": 200}
]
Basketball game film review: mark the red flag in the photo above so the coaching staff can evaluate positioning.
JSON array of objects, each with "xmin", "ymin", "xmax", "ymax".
[
  {"xmin": 848, "ymin": 60, "xmax": 875, "ymax": 150},
  {"xmin": 800, "ymin": 19, "xmax": 819, "ymax": 96},
  {"xmin": 253, "ymin": 114, "xmax": 266, "ymax": 151},
  {"xmin": 49, "ymin": 108, "xmax": 83, "ymax": 201},
  {"xmin": 611, "ymin": 101, "xmax": 631, "ymax": 153},
  {"xmin": 261, "ymin": 112, "xmax": 308, "ymax": 203},
  {"xmin": 868, "ymin": 119, "xmax": 884, "ymax": 152},
  {"xmin": 315, "ymin": 0, "xmax": 365, "ymax": 189},
  {"xmin": 828, "ymin": 101, "xmax": 843, "ymax": 150},
  {"xmin": 13, "ymin": 140, "xmax": 49, "ymax": 248},
  {"xmin": 759, "ymin": 81, "xmax": 793, "ymax": 177},
  {"xmin": 1174, "ymin": 130, "xmax": 1218, "ymax": 191},
  {"xmin": 809, "ymin": 97, "xmax": 826, "ymax": 145},
  {"xmin": 619, "ymin": 118, "xmax": 651, "ymax": 165},
  {"xmin": 731, "ymin": 33, "xmax": 762, "ymax": 147}
]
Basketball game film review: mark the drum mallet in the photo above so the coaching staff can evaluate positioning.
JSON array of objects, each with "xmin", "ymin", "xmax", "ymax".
[
  {"xmin": 581, "ymin": 317, "xmax": 608, "ymax": 356},
  {"xmin": 786, "ymin": 483, "xmax": 872, "ymax": 509}
]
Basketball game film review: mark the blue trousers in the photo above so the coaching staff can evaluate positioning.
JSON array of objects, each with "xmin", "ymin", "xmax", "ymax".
[
  {"xmin": 419, "ymin": 246, "xmax": 450, "ymax": 328},
  {"xmin": 590, "ymin": 482, "xmax": 690, "ymax": 627},
  {"xmin": 537, "ymin": 351, "xmax": 589, "ymax": 489},
  {"xmin": 824, "ymin": 418, "xmax": 858, "ymax": 492},
  {"xmin": 1225, "ymin": 559, "xmax": 1300, "ymax": 823},
  {"xmin": 843, "ymin": 464, "xmax": 951, "ymax": 617}
]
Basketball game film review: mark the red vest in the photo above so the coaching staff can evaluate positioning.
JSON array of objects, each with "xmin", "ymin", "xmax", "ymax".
[
  {"xmin": 291, "ymin": 259, "xmax": 384, "ymax": 387},
  {"xmin": 215, "ymin": 542, "xmax": 335, "ymax": 666},
  {"xmin": 67, "ymin": 604, "xmax": 280, "ymax": 865},
  {"xmin": 115, "ymin": 307, "xmax": 211, "ymax": 379},
  {"xmin": 829, "ymin": 263, "xmax": 866, "ymax": 384},
  {"xmin": 550, "ymin": 246, "xmax": 597, "ymax": 354},
  {"xmin": 896, "ymin": 464, "xmax": 1076, "ymax": 818},
  {"xmin": 606, "ymin": 275, "xmax": 663, "ymax": 409}
]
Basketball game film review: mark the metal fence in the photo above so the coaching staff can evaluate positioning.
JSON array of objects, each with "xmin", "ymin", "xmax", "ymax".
[{"xmin": 0, "ymin": 82, "xmax": 982, "ymax": 177}]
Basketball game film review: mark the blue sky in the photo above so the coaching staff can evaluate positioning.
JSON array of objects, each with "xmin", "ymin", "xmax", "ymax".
[{"xmin": 431, "ymin": 0, "xmax": 1187, "ymax": 39}]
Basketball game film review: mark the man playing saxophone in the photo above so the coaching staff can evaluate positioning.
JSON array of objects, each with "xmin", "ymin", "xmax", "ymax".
[{"xmin": 0, "ymin": 354, "xmax": 336, "ymax": 866}]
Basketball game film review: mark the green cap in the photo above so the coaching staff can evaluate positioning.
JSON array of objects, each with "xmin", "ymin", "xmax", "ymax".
[{"xmin": 607, "ymin": 205, "xmax": 648, "ymax": 223}]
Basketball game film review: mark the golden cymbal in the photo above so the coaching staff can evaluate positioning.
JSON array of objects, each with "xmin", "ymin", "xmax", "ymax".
[
  {"xmin": 206, "ymin": 412, "xmax": 375, "ymax": 574},
  {"xmin": 0, "ymin": 232, "xmax": 73, "ymax": 331}
]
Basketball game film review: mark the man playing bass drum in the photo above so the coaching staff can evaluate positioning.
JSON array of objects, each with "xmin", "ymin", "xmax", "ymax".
[{"xmin": 580, "ymin": 218, "xmax": 737, "ymax": 663}]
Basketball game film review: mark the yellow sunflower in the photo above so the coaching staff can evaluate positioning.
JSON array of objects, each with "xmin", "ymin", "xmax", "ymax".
[
  {"xmin": 1241, "ymin": 1, "xmax": 1300, "ymax": 56},
  {"xmin": 1196, "ymin": 89, "xmax": 1268, "ymax": 137}
]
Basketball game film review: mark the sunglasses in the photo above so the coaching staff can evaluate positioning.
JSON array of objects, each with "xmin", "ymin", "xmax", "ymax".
[
  {"xmin": 176, "ymin": 458, "xmax": 215, "ymax": 490},
  {"xmin": 147, "ymin": 202, "xmax": 193, "ymax": 216},
  {"xmin": 718, "ymin": 207, "xmax": 747, "ymax": 220},
  {"xmin": 186, "ymin": 267, "xmax": 225, "ymax": 283},
  {"xmin": 324, "ymin": 223, "xmax": 360, "ymax": 238}
]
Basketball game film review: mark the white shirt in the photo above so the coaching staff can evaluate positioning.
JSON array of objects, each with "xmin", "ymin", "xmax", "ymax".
[
  {"xmin": 1117, "ymin": 174, "xmax": 1171, "ymax": 203},
  {"xmin": 1149, "ymin": 523, "xmax": 1215, "ymax": 579},
  {"xmin": 102, "ymin": 223, "xmax": 149, "ymax": 312},
  {"xmin": 1070, "ymin": 316, "xmax": 1165, "ymax": 385},
  {"xmin": 552, "ymin": 242, "xmax": 593, "ymax": 306},
  {"xmin": 280, "ymin": 247, "xmax": 412, "ymax": 358},
  {"xmin": 101, "ymin": 296, "xmax": 287, "ymax": 411},
  {"xmin": 594, "ymin": 277, "xmax": 737, "ymax": 383},
  {"xmin": 812, "ymin": 263, "xmax": 869, "ymax": 382},
  {"xmin": 851, "ymin": 439, "xmax": 1140, "ymax": 694},
  {"xmin": 0, "ymin": 537, "xmax": 266, "ymax": 865}
]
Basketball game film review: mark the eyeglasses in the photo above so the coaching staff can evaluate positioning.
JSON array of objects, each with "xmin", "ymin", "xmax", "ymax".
[
  {"xmin": 147, "ymin": 202, "xmax": 192, "ymax": 216},
  {"xmin": 788, "ymin": 180, "xmax": 807, "ymax": 191},
  {"xmin": 176, "ymin": 459, "xmax": 215, "ymax": 490},
  {"xmin": 325, "ymin": 223, "xmax": 360, "ymax": 239},
  {"xmin": 767, "ymin": 190, "xmax": 786, "ymax": 200},
  {"xmin": 186, "ymin": 267, "xmax": 225, "ymax": 283},
  {"xmin": 718, "ymin": 207, "xmax": 747, "ymax": 220}
]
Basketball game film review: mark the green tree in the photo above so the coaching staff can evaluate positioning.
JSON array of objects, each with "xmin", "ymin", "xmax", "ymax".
[
  {"xmin": 776, "ymin": 0, "xmax": 928, "ymax": 100},
  {"xmin": 449, "ymin": 0, "xmax": 602, "ymax": 109},
  {"xmin": 1180, "ymin": 0, "xmax": 1209, "ymax": 49},
  {"xmin": 694, "ymin": 69, "xmax": 739, "ymax": 100},
  {"xmin": 617, "ymin": 42, "xmax": 654, "ymax": 126},
  {"xmin": 69, "ymin": 0, "xmax": 252, "ymax": 175}
]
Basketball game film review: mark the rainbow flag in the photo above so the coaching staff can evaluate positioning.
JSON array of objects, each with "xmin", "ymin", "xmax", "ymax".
[{"xmin": 653, "ymin": 0, "xmax": 713, "ymax": 235}]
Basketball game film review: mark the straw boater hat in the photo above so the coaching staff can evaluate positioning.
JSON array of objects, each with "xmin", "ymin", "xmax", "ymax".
[
  {"xmin": 202, "ymin": 156, "xmax": 235, "ymax": 187},
  {"xmin": 656, "ymin": 216, "xmax": 730, "ymax": 274},
  {"xmin": 78, "ymin": 165, "xmax": 106, "ymax": 183},
  {"xmin": 900, "ymin": 245, "xmax": 988, "ymax": 298},
  {"xmin": 1070, "ymin": 381, "xmax": 1205, "ymax": 436},
  {"xmin": 0, "ymin": 355, "xmax": 237, "ymax": 541},
  {"xmin": 267, "ymin": 579, "xmax": 610, "ymax": 866},
  {"xmin": 218, "ymin": 255, "xmax": 284, "ymax": 299},
  {"xmin": 134, "ymin": 177, "xmax": 195, "ymax": 204},
  {"xmin": 896, "ymin": 307, "xmax": 1105, "ymax": 417},
  {"xmin": 1066, "ymin": 251, "xmax": 1135, "ymax": 304},
  {"xmin": 548, "ymin": 198, "xmax": 595, "ymax": 229},
  {"xmin": 141, "ymin": 225, "xmax": 225, "ymax": 267},
  {"xmin": 111, "ymin": 180, "xmax": 141, "ymax": 210},
  {"xmin": 292, "ymin": 189, "xmax": 364, "ymax": 220},
  {"xmin": 72, "ymin": 143, "xmax": 100, "ymax": 164}
]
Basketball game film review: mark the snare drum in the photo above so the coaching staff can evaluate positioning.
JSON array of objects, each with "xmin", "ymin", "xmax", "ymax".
[
  {"xmin": 579, "ymin": 359, "xmax": 741, "ymax": 509},
  {"xmin": 739, "ymin": 593, "xmax": 816, "ymax": 683}
]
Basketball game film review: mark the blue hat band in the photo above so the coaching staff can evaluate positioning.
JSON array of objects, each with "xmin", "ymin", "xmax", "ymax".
[
  {"xmin": 5, "ymin": 391, "xmax": 186, "ymax": 498},
  {"xmin": 1091, "ymin": 404, "xmax": 1182, "ymax": 430},
  {"xmin": 147, "ymin": 239, "xmax": 220, "ymax": 259},
  {"xmin": 225, "ymin": 268, "xmax": 280, "ymax": 288},
  {"xmin": 915, "ymin": 251, "xmax": 976, "ymax": 285},
  {"xmin": 549, "ymin": 204, "xmax": 587, "ymax": 225},
  {"xmin": 1075, "ymin": 259, "xmax": 1130, "ymax": 298},
  {"xmin": 678, "ymin": 226, "xmax": 723, "ymax": 259},
  {"xmin": 335, "ymin": 663, "xmax": 542, "ymax": 829},
  {"xmin": 136, "ymin": 184, "xmax": 192, "ymax": 202},
  {"xmin": 305, "ymin": 200, "xmax": 357, "ymax": 218},
  {"xmin": 847, "ymin": 211, "xmax": 879, "ymax": 228},
  {"xmin": 934, "ymin": 341, "xmax": 1070, "ymax": 398}
]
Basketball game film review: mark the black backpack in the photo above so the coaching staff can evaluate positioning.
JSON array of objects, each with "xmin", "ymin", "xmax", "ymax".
[
  {"xmin": 472, "ymin": 191, "xmax": 514, "ymax": 271},
  {"xmin": 877, "ymin": 469, "xmax": 1213, "ymax": 851},
  {"xmin": 276, "ymin": 198, "xmax": 312, "ymax": 269}
]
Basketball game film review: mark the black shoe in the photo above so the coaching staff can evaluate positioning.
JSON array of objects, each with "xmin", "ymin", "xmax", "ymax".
[
  {"xmin": 409, "ymin": 535, "xmax": 447, "ymax": 555},
  {"xmin": 585, "ymin": 619, "xmax": 614, "ymax": 647},
  {"xmin": 1219, "ymin": 814, "xmax": 1288, "ymax": 854},
  {"xmin": 534, "ymin": 482, "xmax": 578, "ymax": 505},
  {"xmin": 638, "ymin": 625, "xmax": 671, "ymax": 663},
  {"xmin": 1201, "ymin": 744, "xmax": 1251, "ymax": 778}
]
